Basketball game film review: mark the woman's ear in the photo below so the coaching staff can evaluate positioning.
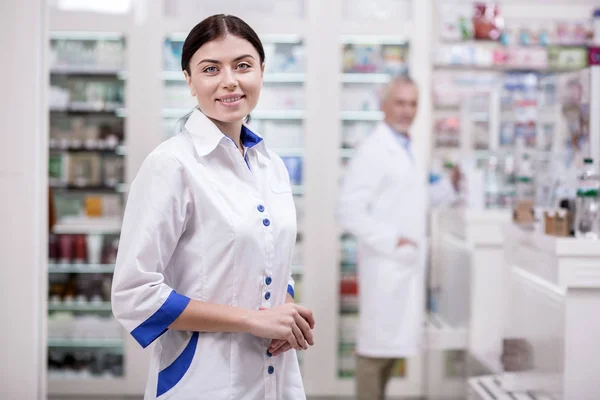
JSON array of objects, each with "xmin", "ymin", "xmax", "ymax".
[
  {"xmin": 183, "ymin": 70, "xmax": 196, "ymax": 97},
  {"xmin": 261, "ymin": 62, "xmax": 265, "ymax": 77}
]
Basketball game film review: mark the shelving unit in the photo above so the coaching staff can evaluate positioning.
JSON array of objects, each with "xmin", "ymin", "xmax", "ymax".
[{"xmin": 47, "ymin": 25, "xmax": 132, "ymax": 395}]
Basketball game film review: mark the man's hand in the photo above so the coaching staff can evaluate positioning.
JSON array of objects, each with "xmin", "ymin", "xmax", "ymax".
[
  {"xmin": 397, "ymin": 237, "xmax": 417, "ymax": 248},
  {"xmin": 450, "ymin": 165, "xmax": 461, "ymax": 192}
]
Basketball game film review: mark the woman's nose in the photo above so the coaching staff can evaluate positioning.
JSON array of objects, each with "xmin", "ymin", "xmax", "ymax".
[{"xmin": 221, "ymin": 68, "xmax": 238, "ymax": 89}]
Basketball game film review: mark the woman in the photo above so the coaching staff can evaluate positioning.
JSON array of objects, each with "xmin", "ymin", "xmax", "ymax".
[{"xmin": 112, "ymin": 14, "xmax": 314, "ymax": 400}]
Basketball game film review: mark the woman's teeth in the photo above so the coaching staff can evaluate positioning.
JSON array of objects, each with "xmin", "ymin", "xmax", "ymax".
[{"xmin": 220, "ymin": 97, "xmax": 241, "ymax": 103}]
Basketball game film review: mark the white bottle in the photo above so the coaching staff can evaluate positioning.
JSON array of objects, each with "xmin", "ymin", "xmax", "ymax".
[{"xmin": 575, "ymin": 158, "xmax": 600, "ymax": 239}]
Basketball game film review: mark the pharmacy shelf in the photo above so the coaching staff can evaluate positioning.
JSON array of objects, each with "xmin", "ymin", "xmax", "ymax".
[
  {"xmin": 273, "ymin": 148, "xmax": 304, "ymax": 157},
  {"xmin": 48, "ymin": 302, "xmax": 112, "ymax": 312},
  {"xmin": 340, "ymin": 32, "xmax": 411, "ymax": 45},
  {"xmin": 340, "ymin": 110, "xmax": 383, "ymax": 121},
  {"xmin": 49, "ymin": 144, "xmax": 126, "ymax": 155},
  {"xmin": 50, "ymin": 105, "xmax": 126, "ymax": 117},
  {"xmin": 52, "ymin": 217, "xmax": 122, "ymax": 235},
  {"xmin": 48, "ymin": 264, "xmax": 115, "ymax": 274},
  {"xmin": 48, "ymin": 338, "xmax": 123, "ymax": 350},
  {"xmin": 292, "ymin": 264, "xmax": 303, "ymax": 276},
  {"xmin": 162, "ymin": 108, "xmax": 304, "ymax": 120},
  {"xmin": 292, "ymin": 185, "xmax": 304, "ymax": 196},
  {"xmin": 341, "ymin": 73, "xmax": 391, "ymax": 84},
  {"xmin": 50, "ymin": 67, "xmax": 127, "ymax": 78},
  {"xmin": 433, "ymin": 63, "xmax": 583, "ymax": 73},
  {"xmin": 340, "ymin": 148, "xmax": 355, "ymax": 159},
  {"xmin": 50, "ymin": 183, "xmax": 128, "ymax": 193},
  {"xmin": 162, "ymin": 71, "xmax": 305, "ymax": 83}
]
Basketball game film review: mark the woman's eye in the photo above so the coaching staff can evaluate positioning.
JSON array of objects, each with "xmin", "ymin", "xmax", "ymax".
[
  {"xmin": 237, "ymin": 62, "xmax": 251, "ymax": 70},
  {"xmin": 203, "ymin": 66, "xmax": 218, "ymax": 73}
]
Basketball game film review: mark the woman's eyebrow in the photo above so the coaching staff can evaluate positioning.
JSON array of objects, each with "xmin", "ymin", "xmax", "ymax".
[{"xmin": 197, "ymin": 54, "xmax": 255, "ymax": 66}]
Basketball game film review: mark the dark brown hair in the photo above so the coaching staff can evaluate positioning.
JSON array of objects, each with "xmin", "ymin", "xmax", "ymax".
[{"xmin": 181, "ymin": 14, "xmax": 265, "ymax": 74}]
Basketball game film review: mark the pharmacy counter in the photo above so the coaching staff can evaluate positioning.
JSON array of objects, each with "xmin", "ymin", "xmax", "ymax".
[
  {"xmin": 503, "ymin": 224, "xmax": 600, "ymax": 400},
  {"xmin": 430, "ymin": 207, "xmax": 511, "ymax": 374}
]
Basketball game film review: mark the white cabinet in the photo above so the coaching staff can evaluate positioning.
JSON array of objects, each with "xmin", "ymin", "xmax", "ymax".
[{"xmin": 503, "ymin": 224, "xmax": 600, "ymax": 400}]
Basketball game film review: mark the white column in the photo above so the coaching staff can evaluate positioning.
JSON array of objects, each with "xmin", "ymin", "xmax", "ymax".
[
  {"xmin": 0, "ymin": 0, "xmax": 47, "ymax": 399},
  {"xmin": 410, "ymin": 0, "xmax": 433, "ymax": 169},
  {"xmin": 301, "ymin": 0, "xmax": 342, "ymax": 395},
  {"xmin": 125, "ymin": 0, "xmax": 165, "ymax": 182}
]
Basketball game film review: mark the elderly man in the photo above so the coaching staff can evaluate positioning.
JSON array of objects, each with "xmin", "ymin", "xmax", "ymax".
[{"xmin": 338, "ymin": 76, "xmax": 459, "ymax": 400}]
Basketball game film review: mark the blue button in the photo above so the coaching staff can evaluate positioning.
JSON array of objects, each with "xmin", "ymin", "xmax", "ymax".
[
  {"xmin": 265, "ymin": 292, "xmax": 271, "ymax": 300},
  {"xmin": 268, "ymin": 366, "xmax": 275, "ymax": 374},
  {"xmin": 265, "ymin": 276, "xmax": 272, "ymax": 285},
  {"xmin": 262, "ymin": 218, "xmax": 271, "ymax": 227},
  {"xmin": 266, "ymin": 351, "xmax": 272, "ymax": 357},
  {"xmin": 257, "ymin": 204, "xmax": 265, "ymax": 212}
]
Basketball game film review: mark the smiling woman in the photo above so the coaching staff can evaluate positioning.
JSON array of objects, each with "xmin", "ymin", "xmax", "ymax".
[
  {"xmin": 181, "ymin": 15, "xmax": 266, "ymax": 150},
  {"xmin": 111, "ymin": 13, "xmax": 313, "ymax": 400}
]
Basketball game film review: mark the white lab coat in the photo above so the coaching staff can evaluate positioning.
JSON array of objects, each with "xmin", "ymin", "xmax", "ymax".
[
  {"xmin": 111, "ymin": 110, "xmax": 305, "ymax": 400},
  {"xmin": 338, "ymin": 123, "xmax": 456, "ymax": 358}
]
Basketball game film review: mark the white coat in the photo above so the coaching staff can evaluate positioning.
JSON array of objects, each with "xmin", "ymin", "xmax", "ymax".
[
  {"xmin": 111, "ymin": 109, "xmax": 305, "ymax": 400},
  {"xmin": 338, "ymin": 123, "xmax": 456, "ymax": 358}
]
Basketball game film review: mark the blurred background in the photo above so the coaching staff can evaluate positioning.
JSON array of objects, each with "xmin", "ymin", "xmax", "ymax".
[{"xmin": 1, "ymin": 0, "xmax": 600, "ymax": 399}]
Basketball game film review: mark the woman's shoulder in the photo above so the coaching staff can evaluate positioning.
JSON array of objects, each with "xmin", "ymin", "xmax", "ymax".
[{"xmin": 144, "ymin": 134, "xmax": 195, "ymax": 167}]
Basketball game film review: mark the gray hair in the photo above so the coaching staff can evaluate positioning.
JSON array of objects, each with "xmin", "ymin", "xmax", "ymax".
[{"xmin": 381, "ymin": 74, "xmax": 417, "ymax": 102}]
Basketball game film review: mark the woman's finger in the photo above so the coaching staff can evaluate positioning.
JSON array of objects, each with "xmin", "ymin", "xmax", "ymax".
[
  {"xmin": 291, "ymin": 324, "xmax": 307, "ymax": 350},
  {"xmin": 273, "ymin": 342, "xmax": 292, "ymax": 356},
  {"xmin": 269, "ymin": 339, "xmax": 286, "ymax": 353},
  {"xmin": 294, "ymin": 313, "xmax": 314, "ymax": 346},
  {"xmin": 294, "ymin": 305, "xmax": 315, "ymax": 329}
]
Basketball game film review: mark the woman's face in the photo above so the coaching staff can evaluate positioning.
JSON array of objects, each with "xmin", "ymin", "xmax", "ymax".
[{"xmin": 184, "ymin": 34, "xmax": 264, "ymax": 125}]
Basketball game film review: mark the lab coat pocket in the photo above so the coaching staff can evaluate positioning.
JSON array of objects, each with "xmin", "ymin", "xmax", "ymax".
[
  {"xmin": 393, "ymin": 245, "xmax": 419, "ymax": 267},
  {"xmin": 156, "ymin": 331, "xmax": 200, "ymax": 399}
]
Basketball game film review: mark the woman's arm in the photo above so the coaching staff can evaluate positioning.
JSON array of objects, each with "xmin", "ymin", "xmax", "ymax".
[{"xmin": 170, "ymin": 298, "xmax": 314, "ymax": 351}]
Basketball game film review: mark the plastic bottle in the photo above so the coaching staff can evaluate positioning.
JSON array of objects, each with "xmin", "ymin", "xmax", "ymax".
[
  {"xmin": 516, "ymin": 153, "xmax": 535, "ymax": 203},
  {"xmin": 575, "ymin": 158, "xmax": 600, "ymax": 239}
]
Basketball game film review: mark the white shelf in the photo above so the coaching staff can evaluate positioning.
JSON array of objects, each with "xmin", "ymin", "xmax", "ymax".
[
  {"xmin": 273, "ymin": 148, "xmax": 304, "ymax": 157},
  {"xmin": 292, "ymin": 185, "xmax": 304, "ymax": 196},
  {"xmin": 49, "ymin": 11, "xmax": 129, "ymax": 35},
  {"xmin": 49, "ymin": 144, "xmax": 126, "ymax": 155},
  {"xmin": 48, "ymin": 337, "xmax": 123, "ymax": 349},
  {"xmin": 342, "ymin": 73, "xmax": 391, "ymax": 84},
  {"xmin": 340, "ymin": 110, "xmax": 383, "ymax": 121},
  {"xmin": 48, "ymin": 264, "xmax": 115, "ymax": 274},
  {"xmin": 339, "ymin": 25, "xmax": 412, "ymax": 44},
  {"xmin": 50, "ymin": 104, "xmax": 126, "ymax": 116},
  {"xmin": 50, "ymin": 67, "xmax": 126, "ymax": 78},
  {"xmin": 52, "ymin": 217, "xmax": 122, "ymax": 235},
  {"xmin": 48, "ymin": 302, "xmax": 112, "ymax": 312},
  {"xmin": 425, "ymin": 313, "xmax": 468, "ymax": 351},
  {"xmin": 50, "ymin": 183, "xmax": 128, "ymax": 193},
  {"xmin": 292, "ymin": 264, "xmax": 303, "ymax": 275},
  {"xmin": 340, "ymin": 148, "xmax": 355, "ymax": 159},
  {"xmin": 434, "ymin": 63, "xmax": 583, "ymax": 73}
]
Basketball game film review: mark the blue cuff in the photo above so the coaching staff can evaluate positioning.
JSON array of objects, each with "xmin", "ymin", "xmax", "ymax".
[
  {"xmin": 131, "ymin": 290, "xmax": 190, "ymax": 348},
  {"xmin": 287, "ymin": 284, "xmax": 295, "ymax": 299}
]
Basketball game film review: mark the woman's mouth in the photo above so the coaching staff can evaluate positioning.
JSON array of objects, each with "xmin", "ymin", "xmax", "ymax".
[{"xmin": 217, "ymin": 95, "xmax": 245, "ymax": 107}]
